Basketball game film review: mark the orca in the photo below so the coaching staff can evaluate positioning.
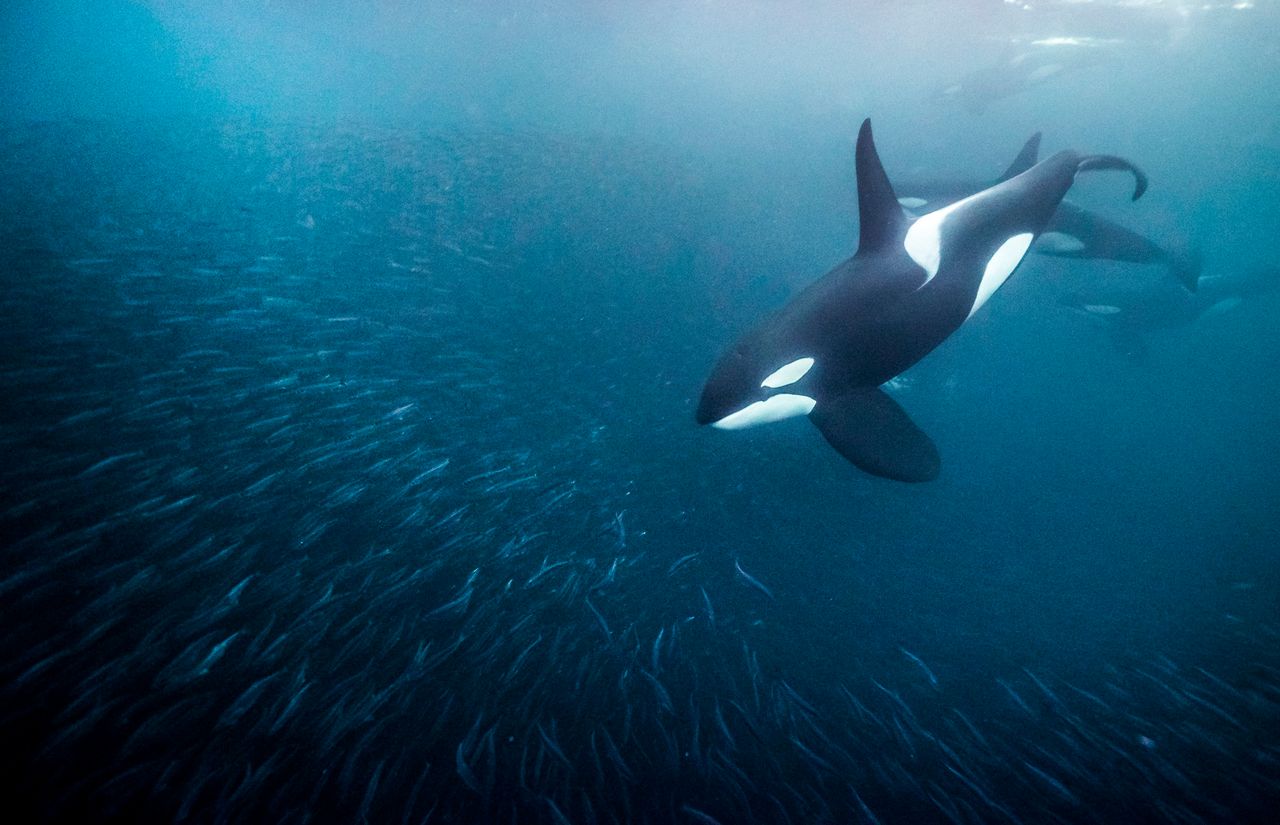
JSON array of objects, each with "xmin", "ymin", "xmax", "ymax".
[
  {"xmin": 896, "ymin": 133, "xmax": 1201, "ymax": 292},
  {"xmin": 696, "ymin": 119, "xmax": 1146, "ymax": 482},
  {"xmin": 933, "ymin": 42, "xmax": 1111, "ymax": 115},
  {"xmin": 1060, "ymin": 266, "xmax": 1279, "ymax": 359}
]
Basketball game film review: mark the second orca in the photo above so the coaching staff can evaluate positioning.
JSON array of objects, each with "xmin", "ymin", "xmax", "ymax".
[
  {"xmin": 896, "ymin": 132, "xmax": 1200, "ymax": 292},
  {"xmin": 696, "ymin": 119, "xmax": 1146, "ymax": 482}
]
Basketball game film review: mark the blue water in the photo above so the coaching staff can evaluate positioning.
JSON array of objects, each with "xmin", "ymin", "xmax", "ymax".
[{"xmin": 2, "ymin": 2, "xmax": 1278, "ymax": 823}]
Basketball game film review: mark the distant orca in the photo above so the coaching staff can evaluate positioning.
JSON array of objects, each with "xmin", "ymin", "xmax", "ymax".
[
  {"xmin": 934, "ymin": 42, "xmax": 1110, "ymax": 115},
  {"xmin": 696, "ymin": 119, "xmax": 1146, "ymax": 482},
  {"xmin": 897, "ymin": 133, "xmax": 1201, "ymax": 292},
  {"xmin": 1060, "ymin": 266, "xmax": 1279, "ymax": 359}
]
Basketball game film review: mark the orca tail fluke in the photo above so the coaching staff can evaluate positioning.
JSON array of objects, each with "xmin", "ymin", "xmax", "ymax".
[
  {"xmin": 1075, "ymin": 155, "xmax": 1148, "ymax": 201},
  {"xmin": 810, "ymin": 388, "xmax": 940, "ymax": 482}
]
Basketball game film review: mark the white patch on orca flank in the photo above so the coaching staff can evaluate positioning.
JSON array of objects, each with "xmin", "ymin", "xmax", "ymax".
[
  {"xmin": 1036, "ymin": 231, "xmax": 1086, "ymax": 253},
  {"xmin": 1083, "ymin": 304, "xmax": 1122, "ymax": 315},
  {"xmin": 711, "ymin": 394, "xmax": 816, "ymax": 430},
  {"xmin": 761, "ymin": 357, "xmax": 814, "ymax": 389},
  {"xmin": 897, "ymin": 197, "xmax": 928, "ymax": 209},
  {"xmin": 903, "ymin": 201, "xmax": 964, "ymax": 283},
  {"xmin": 967, "ymin": 232, "xmax": 1035, "ymax": 319}
]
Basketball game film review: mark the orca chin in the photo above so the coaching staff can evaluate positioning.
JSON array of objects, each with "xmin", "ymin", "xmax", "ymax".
[{"xmin": 708, "ymin": 394, "xmax": 817, "ymax": 430}]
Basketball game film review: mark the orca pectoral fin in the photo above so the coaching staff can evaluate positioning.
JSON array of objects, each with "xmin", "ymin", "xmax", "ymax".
[
  {"xmin": 810, "ymin": 388, "xmax": 940, "ymax": 482},
  {"xmin": 1075, "ymin": 154, "xmax": 1148, "ymax": 201}
]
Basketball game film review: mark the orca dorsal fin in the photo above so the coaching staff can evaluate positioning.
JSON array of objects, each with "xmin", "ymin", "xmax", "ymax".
[
  {"xmin": 996, "ymin": 132, "xmax": 1042, "ymax": 183},
  {"xmin": 855, "ymin": 119, "xmax": 908, "ymax": 253}
]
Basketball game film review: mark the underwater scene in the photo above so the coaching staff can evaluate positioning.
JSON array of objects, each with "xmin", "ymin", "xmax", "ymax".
[{"xmin": 1, "ymin": 1, "xmax": 1278, "ymax": 823}]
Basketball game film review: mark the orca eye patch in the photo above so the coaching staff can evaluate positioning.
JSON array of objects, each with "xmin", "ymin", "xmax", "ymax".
[{"xmin": 760, "ymin": 357, "xmax": 814, "ymax": 389}]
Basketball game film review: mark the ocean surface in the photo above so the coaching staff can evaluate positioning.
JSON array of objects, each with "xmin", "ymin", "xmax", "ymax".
[{"xmin": 2, "ymin": 2, "xmax": 1278, "ymax": 823}]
